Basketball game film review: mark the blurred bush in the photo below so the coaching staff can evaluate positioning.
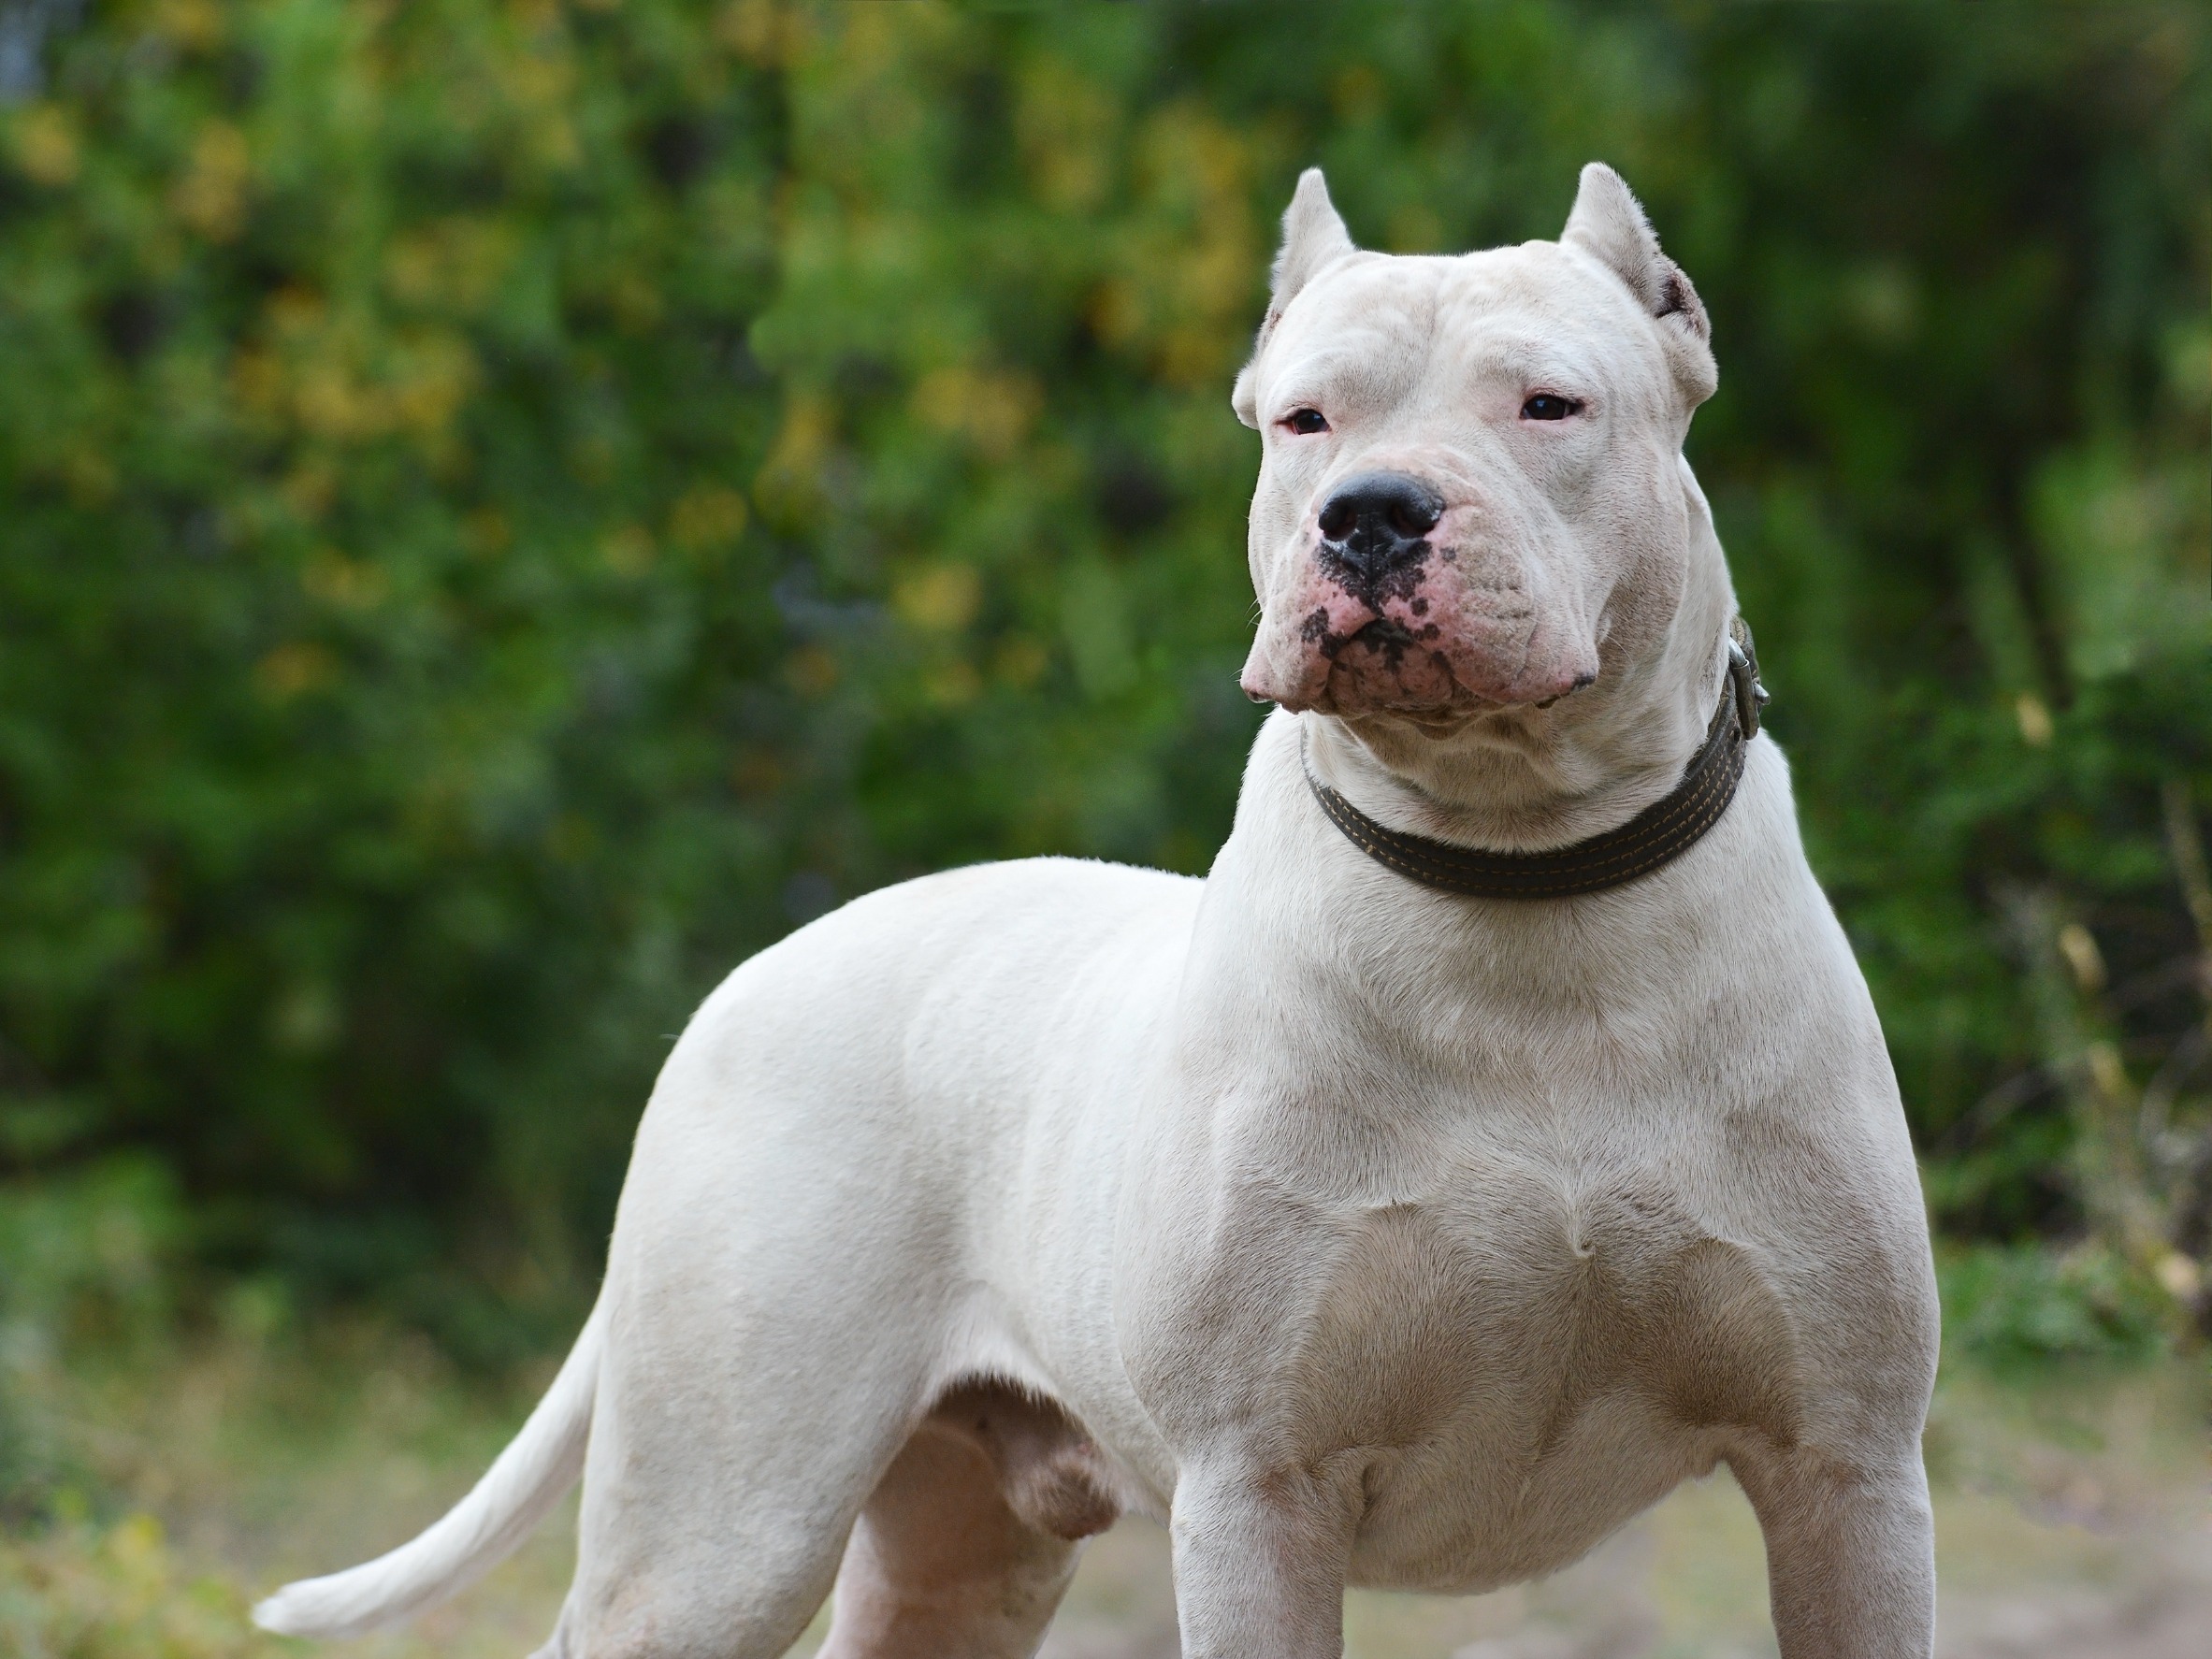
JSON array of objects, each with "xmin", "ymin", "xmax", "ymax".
[
  {"xmin": 0, "ymin": 3, "xmax": 2205, "ymax": 1335},
  {"xmin": 1939, "ymin": 1242, "xmax": 2176, "ymax": 1370},
  {"xmin": 0, "ymin": 1509, "xmax": 277, "ymax": 1659},
  {"xmin": 0, "ymin": 1160, "xmax": 178, "ymax": 1522}
]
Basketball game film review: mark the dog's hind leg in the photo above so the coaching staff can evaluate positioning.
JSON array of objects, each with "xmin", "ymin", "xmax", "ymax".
[
  {"xmin": 538, "ymin": 1318, "xmax": 909, "ymax": 1659},
  {"xmin": 817, "ymin": 1381, "xmax": 1121, "ymax": 1659},
  {"xmin": 534, "ymin": 1162, "xmax": 954, "ymax": 1659}
]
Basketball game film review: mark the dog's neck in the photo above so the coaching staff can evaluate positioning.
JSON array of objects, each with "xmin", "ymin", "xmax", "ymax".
[{"xmin": 1300, "ymin": 498, "xmax": 1737, "ymax": 857}]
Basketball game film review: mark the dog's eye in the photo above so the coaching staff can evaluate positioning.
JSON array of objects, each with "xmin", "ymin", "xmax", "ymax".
[
  {"xmin": 1521, "ymin": 394, "xmax": 1582, "ymax": 422},
  {"xmin": 1282, "ymin": 408, "xmax": 1330, "ymax": 436}
]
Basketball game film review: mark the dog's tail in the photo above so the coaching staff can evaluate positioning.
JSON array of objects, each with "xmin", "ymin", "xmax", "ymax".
[{"xmin": 253, "ymin": 1295, "xmax": 606, "ymax": 1639}]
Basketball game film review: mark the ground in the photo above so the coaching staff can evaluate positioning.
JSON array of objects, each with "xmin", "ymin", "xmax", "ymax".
[{"xmin": 6, "ymin": 1325, "xmax": 2207, "ymax": 1659}]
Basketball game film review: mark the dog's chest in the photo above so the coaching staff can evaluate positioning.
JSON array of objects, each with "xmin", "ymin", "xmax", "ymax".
[
  {"xmin": 1144, "ymin": 1130, "xmax": 1807, "ymax": 1589},
  {"xmin": 1313, "ymin": 1158, "xmax": 1792, "ymax": 1419}
]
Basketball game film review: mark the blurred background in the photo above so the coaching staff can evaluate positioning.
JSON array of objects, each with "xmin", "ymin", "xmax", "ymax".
[{"xmin": 0, "ymin": 3, "xmax": 2205, "ymax": 1655}]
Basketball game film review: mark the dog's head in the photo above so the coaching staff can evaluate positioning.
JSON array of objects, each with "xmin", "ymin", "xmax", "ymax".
[{"xmin": 1235, "ymin": 165, "xmax": 1718, "ymax": 738}]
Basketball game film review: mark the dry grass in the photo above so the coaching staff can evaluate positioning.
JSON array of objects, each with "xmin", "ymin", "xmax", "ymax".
[{"xmin": 7, "ymin": 1327, "xmax": 2206, "ymax": 1659}]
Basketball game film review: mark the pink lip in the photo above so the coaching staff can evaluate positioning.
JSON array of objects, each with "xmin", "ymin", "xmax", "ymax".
[{"xmin": 1246, "ymin": 538, "xmax": 1595, "ymax": 716}]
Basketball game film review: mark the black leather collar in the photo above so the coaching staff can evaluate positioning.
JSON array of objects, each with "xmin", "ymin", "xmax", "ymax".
[{"xmin": 1302, "ymin": 618, "xmax": 1768, "ymax": 901}]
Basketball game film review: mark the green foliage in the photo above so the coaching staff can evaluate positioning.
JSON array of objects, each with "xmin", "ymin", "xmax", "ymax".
[
  {"xmin": 0, "ymin": 2, "xmax": 2205, "ymax": 1318},
  {"xmin": 0, "ymin": 1160, "xmax": 179, "ymax": 1343},
  {"xmin": 0, "ymin": 1161, "xmax": 181, "ymax": 1519},
  {"xmin": 1938, "ymin": 1243, "xmax": 2176, "ymax": 1370}
]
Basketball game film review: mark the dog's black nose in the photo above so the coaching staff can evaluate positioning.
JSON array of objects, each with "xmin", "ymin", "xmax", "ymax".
[{"xmin": 1316, "ymin": 472, "xmax": 1445, "ymax": 588}]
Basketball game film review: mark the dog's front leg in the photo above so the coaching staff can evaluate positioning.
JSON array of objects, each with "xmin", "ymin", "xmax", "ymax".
[
  {"xmin": 1168, "ymin": 1455, "xmax": 1366, "ymax": 1659},
  {"xmin": 1733, "ymin": 1446, "xmax": 1935, "ymax": 1659}
]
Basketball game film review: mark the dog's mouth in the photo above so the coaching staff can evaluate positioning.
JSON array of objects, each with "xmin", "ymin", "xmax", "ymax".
[
  {"xmin": 1333, "ymin": 615, "xmax": 1423, "ymax": 660},
  {"xmin": 1297, "ymin": 617, "xmax": 1496, "ymax": 720},
  {"xmin": 1257, "ymin": 617, "xmax": 1597, "ymax": 731},
  {"xmin": 1245, "ymin": 528, "xmax": 1603, "ymax": 721}
]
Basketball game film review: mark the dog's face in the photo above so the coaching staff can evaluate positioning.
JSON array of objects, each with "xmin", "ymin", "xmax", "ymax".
[{"xmin": 1235, "ymin": 166, "xmax": 1718, "ymax": 733}]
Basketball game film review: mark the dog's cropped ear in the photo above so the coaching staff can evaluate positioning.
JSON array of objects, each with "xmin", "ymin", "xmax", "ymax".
[
  {"xmin": 1561, "ymin": 162, "xmax": 1717, "ymax": 407},
  {"xmin": 1233, "ymin": 168, "xmax": 1357, "ymax": 428},
  {"xmin": 1270, "ymin": 167, "xmax": 1356, "ymax": 307}
]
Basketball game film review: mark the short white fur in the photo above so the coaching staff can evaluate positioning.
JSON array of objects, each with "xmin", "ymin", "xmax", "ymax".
[{"xmin": 257, "ymin": 163, "xmax": 1940, "ymax": 1659}]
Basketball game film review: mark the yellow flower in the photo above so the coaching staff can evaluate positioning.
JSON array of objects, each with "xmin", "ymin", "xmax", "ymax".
[
  {"xmin": 255, "ymin": 642, "xmax": 339, "ymax": 701},
  {"xmin": 893, "ymin": 563, "xmax": 983, "ymax": 633},
  {"xmin": 10, "ymin": 103, "xmax": 80, "ymax": 187},
  {"xmin": 174, "ymin": 121, "xmax": 252, "ymax": 240},
  {"xmin": 909, "ymin": 366, "xmax": 1042, "ymax": 461}
]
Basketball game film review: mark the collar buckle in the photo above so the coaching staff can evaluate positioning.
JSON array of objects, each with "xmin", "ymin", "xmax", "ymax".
[{"xmin": 1727, "ymin": 615, "xmax": 1769, "ymax": 740}]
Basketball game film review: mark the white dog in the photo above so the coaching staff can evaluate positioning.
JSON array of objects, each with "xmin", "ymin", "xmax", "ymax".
[{"xmin": 258, "ymin": 164, "xmax": 1940, "ymax": 1659}]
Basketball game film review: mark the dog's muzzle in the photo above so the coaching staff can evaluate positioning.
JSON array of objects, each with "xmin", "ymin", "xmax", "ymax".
[{"xmin": 1315, "ymin": 471, "xmax": 1445, "ymax": 602}]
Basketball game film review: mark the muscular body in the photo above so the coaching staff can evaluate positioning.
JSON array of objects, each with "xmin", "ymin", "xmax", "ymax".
[{"xmin": 258, "ymin": 164, "xmax": 1939, "ymax": 1659}]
